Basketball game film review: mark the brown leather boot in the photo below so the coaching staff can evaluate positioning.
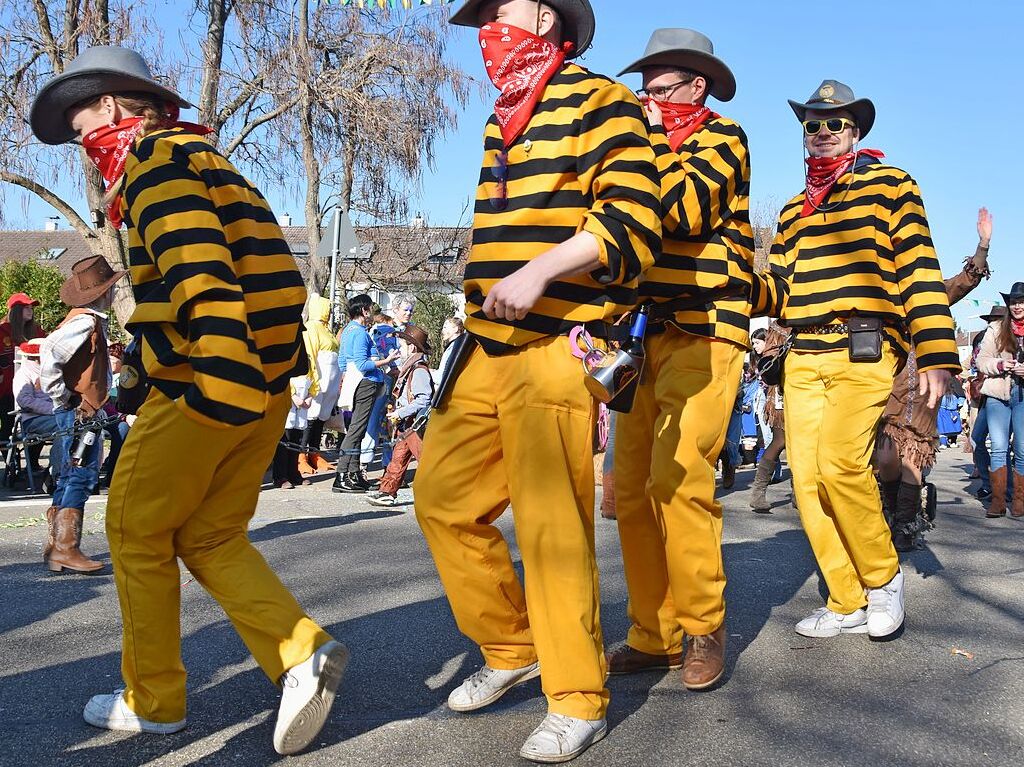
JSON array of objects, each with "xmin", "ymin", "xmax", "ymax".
[
  {"xmin": 48, "ymin": 508, "xmax": 105, "ymax": 574},
  {"xmin": 986, "ymin": 467, "xmax": 1008, "ymax": 518},
  {"xmin": 42, "ymin": 505, "xmax": 58, "ymax": 562},
  {"xmin": 682, "ymin": 626, "xmax": 726, "ymax": 691},
  {"xmin": 600, "ymin": 469, "xmax": 616, "ymax": 520},
  {"xmin": 605, "ymin": 643, "xmax": 682, "ymax": 675},
  {"xmin": 1013, "ymin": 472, "xmax": 1024, "ymax": 517}
]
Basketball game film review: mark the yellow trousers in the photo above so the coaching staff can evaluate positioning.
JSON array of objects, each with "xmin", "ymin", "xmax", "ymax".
[
  {"xmin": 615, "ymin": 329, "xmax": 743, "ymax": 652},
  {"xmin": 784, "ymin": 348, "xmax": 900, "ymax": 614},
  {"xmin": 415, "ymin": 336, "xmax": 608, "ymax": 720},
  {"xmin": 106, "ymin": 390, "xmax": 332, "ymax": 723}
]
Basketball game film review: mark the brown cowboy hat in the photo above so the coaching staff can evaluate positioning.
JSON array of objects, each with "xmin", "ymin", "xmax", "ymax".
[
  {"xmin": 980, "ymin": 305, "xmax": 1006, "ymax": 323},
  {"xmin": 398, "ymin": 325, "xmax": 432, "ymax": 354},
  {"xmin": 60, "ymin": 255, "xmax": 126, "ymax": 307}
]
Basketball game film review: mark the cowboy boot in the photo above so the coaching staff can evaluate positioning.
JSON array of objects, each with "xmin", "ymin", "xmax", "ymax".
[
  {"xmin": 601, "ymin": 469, "xmax": 616, "ymax": 520},
  {"xmin": 749, "ymin": 458, "xmax": 776, "ymax": 513},
  {"xmin": 986, "ymin": 467, "xmax": 1008, "ymax": 518},
  {"xmin": 297, "ymin": 452, "xmax": 315, "ymax": 476},
  {"xmin": 48, "ymin": 508, "xmax": 105, "ymax": 574},
  {"xmin": 1012, "ymin": 472, "xmax": 1024, "ymax": 517},
  {"xmin": 892, "ymin": 482, "xmax": 921, "ymax": 552},
  {"xmin": 42, "ymin": 505, "xmax": 58, "ymax": 563},
  {"xmin": 879, "ymin": 479, "xmax": 901, "ymax": 528}
]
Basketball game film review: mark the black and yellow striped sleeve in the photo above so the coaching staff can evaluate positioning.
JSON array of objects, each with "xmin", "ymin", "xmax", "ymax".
[
  {"xmin": 889, "ymin": 174, "xmax": 959, "ymax": 372},
  {"xmin": 576, "ymin": 81, "xmax": 661, "ymax": 286},
  {"xmin": 651, "ymin": 120, "xmax": 748, "ymax": 240},
  {"xmin": 124, "ymin": 143, "xmax": 268, "ymax": 427}
]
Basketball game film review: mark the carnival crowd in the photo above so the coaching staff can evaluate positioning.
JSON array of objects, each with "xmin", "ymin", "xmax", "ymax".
[{"xmin": 4, "ymin": 0, "xmax": 1021, "ymax": 762}]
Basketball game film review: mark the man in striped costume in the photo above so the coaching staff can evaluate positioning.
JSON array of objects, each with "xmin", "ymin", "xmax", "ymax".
[
  {"xmin": 414, "ymin": 1, "xmax": 661, "ymax": 762},
  {"xmin": 605, "ymin": 29, "xmax": 754, "ymax": 691},
  {"xmin": 751, "ymin": 80, "xmax": 959, "ymax": 641},
  {"xmin": 32, "ymin": 46, "xmax": 346, "ymax": 755}
]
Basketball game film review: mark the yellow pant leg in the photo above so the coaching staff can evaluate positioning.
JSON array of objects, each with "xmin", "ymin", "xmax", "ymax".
[
  {"xmin": 500, "ymin": 337, "xmax": 607, "ymax": 720},
  {"xmin": 613, "ymin": 346, "xmax": 678, "ymax": 654},
  {"xmin": 784, "ymin": 349, "xmax": 900, "ymax": 614},
  {"xmin": 173, "ymin": 392, "xmax": 332, "ymax": 684},
  {"xmin": 617, "ymin": 330, "xmax": 742, "ymax": 649},
  {"xmin": 106, "ymin": 390, "xmax": 330, "ymax": 722},
  {"xmin": 415, "ymin": 346, "xmax": 535, "ymax": 670}
]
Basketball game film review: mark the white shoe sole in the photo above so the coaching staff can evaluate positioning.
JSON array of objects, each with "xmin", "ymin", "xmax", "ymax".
[
  {"xmin": 868, "ymin": 614, "xmax": 906, "ymax": 640},
  {"xmin": 367, "ymin": 497, "xmax": 395, "ymax": 506},
  {"xmin": 83, "ymin": 700, "xmax": 186, "ymax": 734},
  {"xmin": 520, "ymin": 721, "xmax": 607, "ymax": 764},
  {"xmin": 274, "ymin": 642, "xmax": 350, "ymax": 755},
  {"xmin": 795, "ymin": 622, "xmax": 868, "ymax": 639},
  {"xmin": 448, "ymin": 665, "xmax": 541, "ymax": 713}
]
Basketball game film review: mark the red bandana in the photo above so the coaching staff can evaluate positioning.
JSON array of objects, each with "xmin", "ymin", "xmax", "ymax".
[
  {"xmin": 1012, "ymin": 318, "xmax": 1024, "ymax": 337},
  {"xmin": 82, "ymin": 106, "xmax": 212, "ymax": 228},
  {"xmin": 654, "ymin": 102, "xmax": 719, "ymax": 152},
  {"xmin": 802, "ymin": 149, "xmax": 885, "ymax": 217},
  {"xmin": 479, "ymin": 23, "xmax": 572, "ymax": 147}
]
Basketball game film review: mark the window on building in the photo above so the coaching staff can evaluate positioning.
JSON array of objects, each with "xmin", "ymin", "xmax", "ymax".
[{"xmin": 38, "ymin": 248, "xmax": 66, "ymax": 260}]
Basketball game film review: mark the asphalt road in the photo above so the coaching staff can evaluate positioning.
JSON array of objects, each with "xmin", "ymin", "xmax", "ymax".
[{"xmin": 0, "ymin": 450, "xmax": 1021, "ymax": 767}]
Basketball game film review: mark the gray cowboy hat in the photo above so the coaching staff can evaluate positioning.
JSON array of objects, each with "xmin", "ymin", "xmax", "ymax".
[
  {"xmin": 450, "ymin": 0, "xmax": 595, "ymax": 58},
  {"xmin": 1000, "ymin": 281, "xmax": 1024, "ymax": 304},
  {"xmin": 618, "ymin": 28, "xmax": 736, "ymax": 102},
  {"xmin": 788, "ymin": 79, "xmax": 875, "ymax": 139},
  {"xmin": 30, "ymin": 45, "xmax": 191, "ymax": 145}
]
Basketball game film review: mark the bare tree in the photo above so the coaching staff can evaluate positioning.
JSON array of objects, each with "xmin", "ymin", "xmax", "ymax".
[{"xmin": 751, "ymin": 195, "xmax": 784, "ymax": 273}]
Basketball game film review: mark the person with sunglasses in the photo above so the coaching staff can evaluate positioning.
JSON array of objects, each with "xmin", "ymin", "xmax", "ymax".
[
  {"xmin": 751, "ymin": 80, "xmax": 959, "ymax": 642},
  {"xmin": 876, "ymin": 208, "xmax": 993, "ymax": 550},
  {"xmin": 413, "ymin": 1, "xmax": 661, "ymax": 762},
  {"xmin": 604, "ymin": 28, "xmax": 753, "ymax": 693}
]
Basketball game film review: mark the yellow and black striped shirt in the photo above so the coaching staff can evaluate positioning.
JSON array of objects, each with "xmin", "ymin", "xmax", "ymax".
[
  {"xmin": 464, "ymin": 64, "xmax": 662, "ymax": 354},
  {"xmin": 750, "ymin": 158, "xmax": 959, "ymax": 372},
  {"xmin": 122, "ymin": 128, "xmax": 307, "ymax": 427},
  {"xmin": 643, "ymin": 117, "xmax": 754, "ymax": 348}
]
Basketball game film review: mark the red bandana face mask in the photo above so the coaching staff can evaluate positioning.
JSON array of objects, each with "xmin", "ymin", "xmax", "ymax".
[
  {"xmin": 81, "ymin": 105, "xmax": 212, "ymax": 228},
  {"xmin": 652, "ymin": 101, "xmax": 719, "ymax": 152},
  {"xmin": 1011, "ymin": 317, "xmax": 1024, "ymax": 337},
  {"xmin": 479, "ymin": 23, "xmax": 572, "ymax": 147},
  {"xmin": 802, "ymin": 148, "xmax": 885, "ymax": 217}
]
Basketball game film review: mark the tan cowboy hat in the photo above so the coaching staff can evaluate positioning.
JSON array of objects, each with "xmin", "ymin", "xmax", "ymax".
[
  {"xmin": 398, "ymin": 325, "xmax": 432, "ymax": 354},
  {"xmin": 30, "ymin": 45, "xmax": 191, "ymax": 145},
  {"xmin": 59, "ymin": 255, "xmax": 126, "ymax": 307},
  {"xmin": 618, "ymin": 28, "xmax": 736, "ymax": 102},
  {"xmin": 450, "ymin": 0, "xmax": 595, "ymax": 57},
  {"xmin": 788, "ymin": 79, "xmax": 876, "ymax": 139}
]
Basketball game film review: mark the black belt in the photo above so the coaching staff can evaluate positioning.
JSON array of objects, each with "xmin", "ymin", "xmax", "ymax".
[{"xmin": 798, "ymin": 323, "xmax": 850, "ymax": 335}]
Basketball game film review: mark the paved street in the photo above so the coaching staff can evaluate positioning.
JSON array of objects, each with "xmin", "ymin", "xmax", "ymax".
[{"xmin": 0, "ymin": 450, "xmax": 1021, "ymax": 767}]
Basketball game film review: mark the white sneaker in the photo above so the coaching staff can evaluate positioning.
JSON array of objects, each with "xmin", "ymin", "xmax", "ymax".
[
  {"xmin": 367, "ymin": 493, "xmax": 396, "ymax": 507},
  {"xmin": 867, "ymin": 569, "xmax": 906, "ymax": 639},
  {"xmin": 83, "ymin": 689, "xmax": 186, "ymax": 734},
  {"xmin": 273, "ymin": 640, "xmax": 349, "ymax": 755},
  {"xmin": 519, "ymin": 713, "xmax": 607, "ymax": 763},
  {"xmin": 795, "ymin": 607, "xmax": 869, "ymax": 638},
  {"xmin": 447, "ymin": 662, "xmax": 540, "ymax": 712}
]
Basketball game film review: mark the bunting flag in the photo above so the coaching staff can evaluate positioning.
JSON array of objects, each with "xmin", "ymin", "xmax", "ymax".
[
  {"xmin": 338, "ymin": 0, "xmax": 455, "ymax": 7},
  {"xmin": 963, "ymin": 298, "xmax": 996, "ymax": 309}
]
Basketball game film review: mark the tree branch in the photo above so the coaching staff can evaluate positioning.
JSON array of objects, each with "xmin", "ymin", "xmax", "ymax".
[
  {"xmin": 222, "ymin": 96, "xmax": 297, "ymax": 157},
  {"xmin": 0, "ymin": 171, "xmax": 95, "ymax": 238}
]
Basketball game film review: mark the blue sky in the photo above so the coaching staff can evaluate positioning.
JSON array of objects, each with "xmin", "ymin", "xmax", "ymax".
[{"xmin": 9, "ymin": 0, "xmax": 1022, "ymax": 330}]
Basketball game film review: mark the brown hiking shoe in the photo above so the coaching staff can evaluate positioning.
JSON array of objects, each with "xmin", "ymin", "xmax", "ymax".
[
  {"xmin": 682, "ymin": 626, "xmax": 726, "ymax": 691},
  {"xmin": 605, "ymin": 644, "xmax": 682, "ymax": 675}
]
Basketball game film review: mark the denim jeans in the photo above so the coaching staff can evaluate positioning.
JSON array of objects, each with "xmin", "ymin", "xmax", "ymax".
[
  {"xmin": 360, "ymin": 374, "xmax": 393, "ymax": 466},
  {"xmin": 985, "ymin": 384, "xmax": 1024, "ymax": 474},
  {"xmin": 724, "ymin": 410, "xmax": 742, "ymax": 466},
  {"xmin": 22, "ymin": 413, "xmax": 61, "ymax": 476},
  {"xmin": 51, "ymin": 408, "xmax": 101, "ymax": 510}
]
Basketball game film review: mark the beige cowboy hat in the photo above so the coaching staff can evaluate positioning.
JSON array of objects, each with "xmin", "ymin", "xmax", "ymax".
[{"xmin": 618, "ymin": 28, "xmax": 736, "ymax": 102}]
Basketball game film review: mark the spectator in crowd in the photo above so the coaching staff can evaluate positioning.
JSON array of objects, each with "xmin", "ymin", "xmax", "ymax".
[
  {"xmin": 13, "ymin": 337, "xmax": 56, "ymax": 478},
  {"xmin": 975, "ymin": 281, "xmax": 1024, "ymax": 517},
  {"xmin": 362, "ymin": 310, "xmax": 400, "ymax": 469},
  {"xmin": 1, "ymin": 293, "xmax": 47, "ymax": 443},
  {"xmin": 98, "ymin": 342, "xmax": 130, "ymax": 488},
  {"xmin": 299, "ymin": 295, "xmax": 341, "ymax": 475},
  {"xmin": 749, "ymin": 323, "xmax": 789, "ymax": 512},
  {"xmin": 969, "ymin": 311, "xmax": 1013, "ymax": 503},
  {"xmin": 274, "ymin": 376, "xmax": 313, "ymax": 489},
  {"xmin": 334, "ymin": 294, "xmax": 399, "ymax": 493},
  {"xmin": 390, "ymin": 295, "xmax": 417, "ymax": 332},
  {"xmin": 368, "ymin": 326, "xmax": 434, "ymax": 507},
  {"xmin": 437, "ymin": 316, "xmax": 465, "ymax": 376}
]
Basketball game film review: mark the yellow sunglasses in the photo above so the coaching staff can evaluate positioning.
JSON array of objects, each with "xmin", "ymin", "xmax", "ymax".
[{"xmin": 803, "ymin": 117, "xmax": 856, "ymax": 136}]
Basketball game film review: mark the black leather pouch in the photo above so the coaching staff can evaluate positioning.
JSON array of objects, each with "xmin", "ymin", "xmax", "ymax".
[{"xmin": 848, "ymin": 317, "xmax": 882, "ymax": 362}]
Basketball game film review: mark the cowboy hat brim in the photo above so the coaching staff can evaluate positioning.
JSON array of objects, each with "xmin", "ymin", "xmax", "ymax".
[
  {"xmin": 618, "ymin": 50, "xmax": 736, "ymax": 102},
  {"xmin": 450, "ymin": 0, "xmax": 595, "ymax": 58},
  {"xmin": 788, "ymin": 97, "xmax": 876, "ymax": 140},
  {"xmin": 1001, "ymin": 292, "xmax": 1024, "ymax": 304},
  {"xmin": 59, "ymin": 267, "xmax": 127, "ymax": 307},
  {"xmin": 31, "ymin": 69, "xmax": 192, "ymax": 145},
  {"xmin": 397, "ymin": 329, "xmax": 432, "ymax": 353}
]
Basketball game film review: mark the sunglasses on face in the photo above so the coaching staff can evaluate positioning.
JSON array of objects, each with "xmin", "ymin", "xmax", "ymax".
[
  {"xmin": 803, "ymin": 117, "xmax": 856, "ymax": 136},
  {"xmin": 489, "ymin": 149, "xmax": 509, "ymax": 211}
]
